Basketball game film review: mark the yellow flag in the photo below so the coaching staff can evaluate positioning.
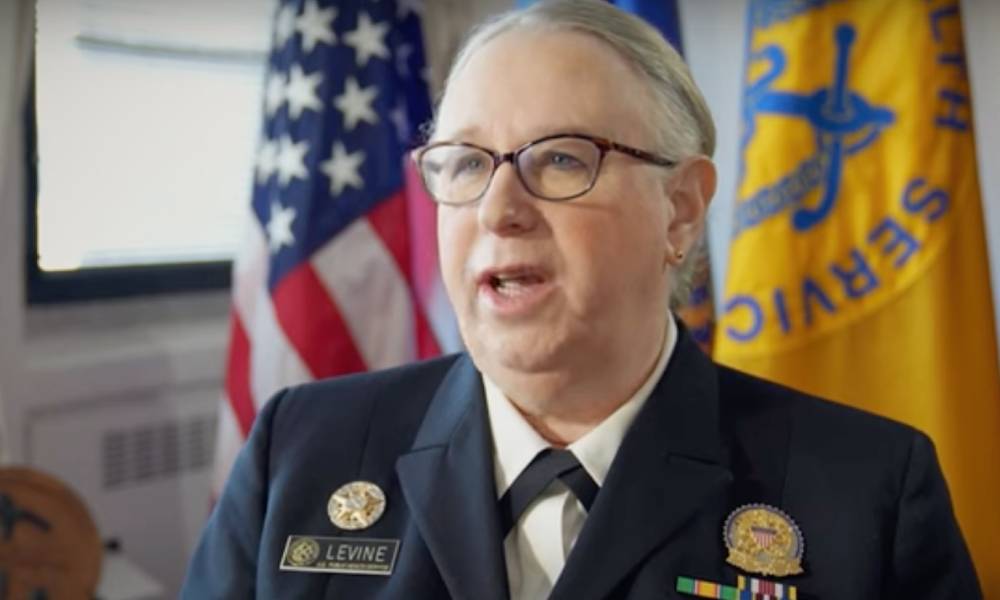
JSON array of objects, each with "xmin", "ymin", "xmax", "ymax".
[{"xmin": 715, "ymin": 0, "xmax": 1000, "ymax": 590}]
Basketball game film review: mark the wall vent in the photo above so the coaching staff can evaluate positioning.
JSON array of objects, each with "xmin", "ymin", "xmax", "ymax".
[{"xmin": 102, "ymin": 414, "xmax": 216, "ymax": 489}]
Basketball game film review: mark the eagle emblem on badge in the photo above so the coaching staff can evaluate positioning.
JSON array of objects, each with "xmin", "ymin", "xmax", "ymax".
[{"xmin": 724, "ymin": 504, "xmax": 804, "ymax": 577}]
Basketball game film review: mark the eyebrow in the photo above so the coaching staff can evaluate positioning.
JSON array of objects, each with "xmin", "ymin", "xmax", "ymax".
[
  {"xmin": 432, "ymin": 124, "xmax": 610, "ymax": 146},
  {"xmin": 430, "ymin": 124, "xmax": 480, "ymax": 142}
]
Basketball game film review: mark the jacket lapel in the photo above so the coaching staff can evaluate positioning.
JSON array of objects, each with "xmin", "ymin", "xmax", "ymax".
[
  {"xmin": 720, "ymin": 367, "xmax": 792, "ymax": 511},
  {"xmin": 395, "ymin": 355, "xmax": 509, "ymax": 600},
  {"xmin": 550, "ymin": 328, "xmax": 734, "ymax": 600}
]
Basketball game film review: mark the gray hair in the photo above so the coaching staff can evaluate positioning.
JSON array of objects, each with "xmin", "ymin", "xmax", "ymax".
[{"xmin": 435, "ymin": 0, "xmax": 716, "ymax": 307}]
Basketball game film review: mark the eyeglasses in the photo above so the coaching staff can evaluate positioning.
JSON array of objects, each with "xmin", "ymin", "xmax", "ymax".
[{"xmin": 412, "ymin": 133, "xmax": 676, "ymax": 206}]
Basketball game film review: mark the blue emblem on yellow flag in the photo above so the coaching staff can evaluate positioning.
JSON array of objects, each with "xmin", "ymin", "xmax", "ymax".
[
  {"xmin": 717, "ymin": 0, "xmax": 1000, "ymax": 590},
  {"xmin": 737, "ymin": 22, "xmax": 894, "ymax": 235},
  {"xmin": 722, "ymin": 1, "xmax": 969, "ymax": 348}
]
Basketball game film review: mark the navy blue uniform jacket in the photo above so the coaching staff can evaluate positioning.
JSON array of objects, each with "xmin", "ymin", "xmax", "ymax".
[{"xmin": 182, "ymin": 327, "xmax": 981, "ymax": 598}]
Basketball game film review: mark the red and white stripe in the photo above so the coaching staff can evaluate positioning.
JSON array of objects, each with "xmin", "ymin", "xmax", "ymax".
[
  {"xmin": 213, "ymin": 167, "xmax": 453, "ymax": 494},
  {"xmin": 746, "ymin": 577, "xmax": 792, "ymax": 598}
]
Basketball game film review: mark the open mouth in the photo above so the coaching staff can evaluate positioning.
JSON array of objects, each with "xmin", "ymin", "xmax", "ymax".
[
  {"xmin": 476, "ymin": 266, "xmax": 554, "ymax": 315},
  {"xmin": 488, "ymin": 271, "xmax": 547, "ymax": 295}
]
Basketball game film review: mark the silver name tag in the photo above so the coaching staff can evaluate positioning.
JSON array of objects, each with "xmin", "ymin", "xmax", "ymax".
[{"xmin": 280, "ymin": 535, "xmax": 400, "ymax": 576}]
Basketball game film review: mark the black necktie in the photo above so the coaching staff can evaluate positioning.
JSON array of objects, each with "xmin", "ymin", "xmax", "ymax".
[{"xmin": 498, "ymin": 448, "xmax": 599, "ymax": 537}]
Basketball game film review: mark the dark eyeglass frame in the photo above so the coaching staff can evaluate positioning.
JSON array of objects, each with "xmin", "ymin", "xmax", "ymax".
[{"xmin": 411, "ymin": 132, "xmax": 677, "ymax": 206}]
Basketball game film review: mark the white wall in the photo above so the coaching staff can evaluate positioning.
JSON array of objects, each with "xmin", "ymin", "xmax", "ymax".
[
  {"xmin": 964, "ymin": 0, "xmax": 1000, "ymax": 328},
  {"xmin": 0, "ymin": 1, "xmax": 235, "ymax": 595},
  {"xmin": 0, "ymin": 0, "xmax": 31, "ymax": 454}
]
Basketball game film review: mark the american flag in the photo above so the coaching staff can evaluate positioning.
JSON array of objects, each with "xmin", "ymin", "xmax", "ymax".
[{"xmin": 213, "ymin": 0, "xmax": 455, "ymax": 492}]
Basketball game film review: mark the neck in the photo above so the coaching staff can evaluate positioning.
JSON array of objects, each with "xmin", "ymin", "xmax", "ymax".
[{"xmin": 491, "ymin": 320, "xmax": 669, "ymax": 445}]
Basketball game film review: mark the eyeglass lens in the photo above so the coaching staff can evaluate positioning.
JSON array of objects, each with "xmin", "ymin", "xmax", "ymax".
[{"xmin": 419, "ymin": 137, "xmax": 602, "ymax": 205}]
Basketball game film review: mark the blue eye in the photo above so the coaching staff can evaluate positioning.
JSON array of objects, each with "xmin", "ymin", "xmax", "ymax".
[
  {"xmin": 545, "ymin": 152, "xmax": 585, "ymax": 170},
  {"xmin": 460, "ymin": 156, "xmax": 485, "ymax": 171},
  {"xmin": 448, "ymin": 153, "xmax": 488, "ymax": 179}
]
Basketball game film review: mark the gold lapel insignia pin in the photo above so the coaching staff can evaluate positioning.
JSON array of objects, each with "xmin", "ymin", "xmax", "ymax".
[
  {"xmin": 328, "ymin": 481, "xmax": 386, "ymax": 530},
  {"xmin": 723, "ymin": 503, "xmax": 805, "ymax": 577}
]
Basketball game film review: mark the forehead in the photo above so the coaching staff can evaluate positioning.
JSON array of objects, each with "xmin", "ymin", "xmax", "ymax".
[{"xmin": 435, "ymin": 29, "xmax": 651, "ymax": 146}]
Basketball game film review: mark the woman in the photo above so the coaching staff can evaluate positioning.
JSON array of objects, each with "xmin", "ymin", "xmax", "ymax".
[{"xmin": 183, "ymin": 1, "xmax": 980, "ymax": 598}]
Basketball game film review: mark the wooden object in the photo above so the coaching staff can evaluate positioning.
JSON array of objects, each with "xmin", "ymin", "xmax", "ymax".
[{"xmin": 0, "ymin": 468, "xmax": 102, "ymax": 599}]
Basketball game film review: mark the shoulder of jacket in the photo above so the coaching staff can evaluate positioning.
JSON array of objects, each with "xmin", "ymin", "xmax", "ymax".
[
  {"xmin": 716, "ymin": 363, "xmax": 922, "ymax": 450},
  {"xmin": 266, "ymin": 353, "xmax": 463, "ymax": 428}
]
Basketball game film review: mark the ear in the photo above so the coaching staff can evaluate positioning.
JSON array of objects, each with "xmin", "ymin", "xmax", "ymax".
[{"xmin": 664, "ymin": 156, "xmax": 716, "ymax": 261}]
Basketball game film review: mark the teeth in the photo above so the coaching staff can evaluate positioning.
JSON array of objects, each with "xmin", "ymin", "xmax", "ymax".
[
  {"xmin": 495, "ymin": 279, "xmax": 530, "ymax": 296},
  {"xmin": 490, "ymin": 273, "xmax": 542, "ymax": 295}
]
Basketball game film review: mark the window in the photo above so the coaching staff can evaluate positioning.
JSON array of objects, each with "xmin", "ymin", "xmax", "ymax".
[{"xmin": 29, "ymin": 0, "xmax": 274, "ymax": 301}]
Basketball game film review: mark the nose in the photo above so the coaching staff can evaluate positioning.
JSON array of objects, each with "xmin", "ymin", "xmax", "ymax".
[{"xmin": 476, "ymin": 160, "xmax": 540, "ymax": 236}]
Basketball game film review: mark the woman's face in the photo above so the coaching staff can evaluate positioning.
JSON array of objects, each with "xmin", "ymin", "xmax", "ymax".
[{"xmin": 434, "ymin": 30, "xmax": 701, "ymax": 379}]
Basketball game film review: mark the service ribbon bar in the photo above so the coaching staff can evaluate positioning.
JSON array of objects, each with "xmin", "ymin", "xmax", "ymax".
[
  {"xmin": 676, "ymin": 577, "xmax": 741, "ymax": 600},
  {"xmin": 738, "ymin": 576, "xmax": 798, "ymax": 599},
  {"xmin": 678, "ymin": 576, "xmax": 800, "ymax": 600}
]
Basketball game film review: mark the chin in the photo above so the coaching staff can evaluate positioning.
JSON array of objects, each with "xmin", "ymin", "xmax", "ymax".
[{"xmin": 467, "ymin": 325, "xmax": 575, "ymax": 377}]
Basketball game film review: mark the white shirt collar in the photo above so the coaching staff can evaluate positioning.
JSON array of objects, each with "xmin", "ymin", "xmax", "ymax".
[{"xmin": 484, "ymin": 317, "xmax": 678, "ymax": 497}]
